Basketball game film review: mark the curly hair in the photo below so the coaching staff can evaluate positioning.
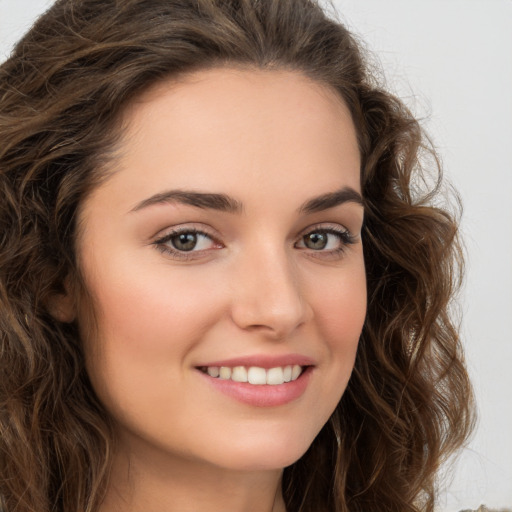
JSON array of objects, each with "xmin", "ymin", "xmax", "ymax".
[{"xmin": 0, "ymin": 0, "xmax": 474, "ymax": 511}]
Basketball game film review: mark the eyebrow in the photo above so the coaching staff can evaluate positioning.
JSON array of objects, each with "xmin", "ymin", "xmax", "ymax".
[
  {"xmin": 130, "ymin": 186, "xmax": 363, "ymax": 214},
  {"xmin": 298, "ymin": 187, "xmax": 363, "ymax": 213},
  {"xmin": 131, "ymin": 190, "xmax": 243, "ymax": 213}
]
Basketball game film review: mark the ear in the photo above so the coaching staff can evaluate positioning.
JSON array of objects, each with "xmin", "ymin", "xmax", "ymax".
[{"xmin": 46, "ymin": 278, "xmax": 76, "ymax": 323}]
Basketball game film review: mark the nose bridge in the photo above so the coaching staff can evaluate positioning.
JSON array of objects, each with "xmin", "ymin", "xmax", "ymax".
[{"xmin": 230, "ymin": 238, "xmax": 309, "ymax": 337}]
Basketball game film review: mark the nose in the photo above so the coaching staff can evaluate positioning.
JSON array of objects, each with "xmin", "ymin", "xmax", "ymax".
[{"xmin": 229, "ymin": 244, "xmax": 312, "ymax": 339}]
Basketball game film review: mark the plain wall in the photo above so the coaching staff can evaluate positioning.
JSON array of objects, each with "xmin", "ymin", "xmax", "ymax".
[{"xmin": 1, "ymin": 1, "xmax": 511, "ymax": 510}]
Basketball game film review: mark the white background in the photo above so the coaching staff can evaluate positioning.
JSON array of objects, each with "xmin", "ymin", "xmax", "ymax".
[{"xmin": 1, "ymin": 1, "xmax": 511, "ymax": 510}]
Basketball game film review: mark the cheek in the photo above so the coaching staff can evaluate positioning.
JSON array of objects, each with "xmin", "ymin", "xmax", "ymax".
[
  {"xmin": 79, "ymin": 256, "xmax": 224, "ymax": 407},
  {"xmin": 83, "ymin": 254, "xmax": 220, "ymax": 348},
  {"xmin": 309, "ymin": 259, "xmax": 366, "ymax": 377},
  {"xmin": 317, "ymin": 257, "xmax": 366, "ymax": 327}
]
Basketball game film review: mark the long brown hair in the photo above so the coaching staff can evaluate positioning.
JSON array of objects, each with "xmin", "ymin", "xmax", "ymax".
[{"xmin": 0, "ymin": 1, "xmax": 474, "ymax": 511}]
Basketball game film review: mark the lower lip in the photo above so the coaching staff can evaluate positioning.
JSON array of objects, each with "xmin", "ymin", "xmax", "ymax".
[{"xmin": 197, "ymin": 367, "xmax": 313, "ymax": 407}]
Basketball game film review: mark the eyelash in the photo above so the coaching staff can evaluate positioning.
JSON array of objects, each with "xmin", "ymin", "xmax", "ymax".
[
  {"xmin": 153, "ymin": 225, "xmax": 356, "ymax": 261},
  {"xmin": 153, "ymin": 227, "xmax": 220, "ymax": 261},
  {"xmin": 296, "ymin": 226, "xmax": 357, "ymax": 257}
]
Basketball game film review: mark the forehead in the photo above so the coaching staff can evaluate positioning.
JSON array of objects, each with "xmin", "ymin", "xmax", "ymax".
[
  {"xmin": 129, "ymin": 66, "xmax": 351, "ymax": 120},
  {"xmin": 83, "ymin": 67, "xmax": 361, "ymax": 217}
]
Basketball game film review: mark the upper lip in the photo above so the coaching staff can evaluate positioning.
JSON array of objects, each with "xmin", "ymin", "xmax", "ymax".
[{"xmin": 195, "ymin": 353, "xmax": 316, "ymax": 369}]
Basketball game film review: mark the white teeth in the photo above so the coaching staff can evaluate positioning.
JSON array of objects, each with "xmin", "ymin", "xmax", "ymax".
[
  {"xmin": 291, "ymin": 364, "xmax": 302, "ymax": 380},
  {"xmin": 203, "ymin": 364, "xmax": 305, "ymax": 385},
  {"xmin": 231, "ymin": 366, "xmax": 248, "ymax": 383},
  {"xmin": 266, "ymin": 366, "xmax": 284, "ymax": 385},
  {"xmin": 219, "ymin": 367, "xmax": 232, "ymax": 380},
  {"xmin": 248, "ymin": 367, "xmax": 267, "ymax": 385},
  {"xmin": 207, "ymin": 366, "xmax": 220, "ymax": 378}
]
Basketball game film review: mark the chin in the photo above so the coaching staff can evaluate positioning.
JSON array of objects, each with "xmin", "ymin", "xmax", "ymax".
[{"xmin": 200, "ymin": 427, "xmax": 317, "ymax": 472}]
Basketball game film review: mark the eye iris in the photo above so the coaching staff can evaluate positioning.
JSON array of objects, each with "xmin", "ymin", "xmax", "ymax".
[
  {"xmin": 171, "ymin": 233, "xmax": 197, "ymax": 251},
  {"xmin": 304, "ymin": 232, "xmax": 328, "ymax": 250}
]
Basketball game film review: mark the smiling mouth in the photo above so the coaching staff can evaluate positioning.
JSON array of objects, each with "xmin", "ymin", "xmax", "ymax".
[{"xmin": 197, "ymin": 365, "xmax": 306, "ymax": 385}]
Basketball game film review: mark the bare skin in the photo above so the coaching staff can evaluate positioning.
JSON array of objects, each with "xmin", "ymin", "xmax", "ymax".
[{"xmin": 63, "ymin": 68, "xmax": 366, "ymax": 512}]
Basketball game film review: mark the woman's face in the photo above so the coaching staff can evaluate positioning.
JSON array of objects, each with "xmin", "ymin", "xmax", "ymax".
[{"xmin": 76, "ymin": 68, "xmax": 366, "ymax": 472}]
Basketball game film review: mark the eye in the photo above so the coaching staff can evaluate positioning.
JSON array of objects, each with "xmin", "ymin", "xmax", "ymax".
[
  {"xmin": 153, "ymin": 227, "xmax": 221, "ymax": 259},
  {"xmin": 295, "ymin": 226, "xmax": 356, "ymax": 254},
  {"xmin": 168, "ymin": 231, "xmax": 211, "ymax": 252}
]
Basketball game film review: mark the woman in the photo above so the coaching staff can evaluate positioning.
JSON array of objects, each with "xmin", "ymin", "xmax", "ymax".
[{"xmin": 0, "ymin": 1, "xmax": 474, "ymax": 511}]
